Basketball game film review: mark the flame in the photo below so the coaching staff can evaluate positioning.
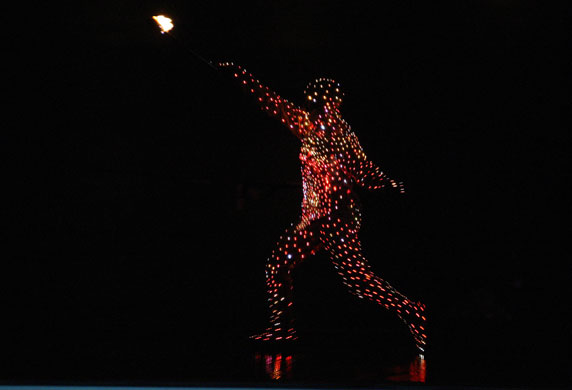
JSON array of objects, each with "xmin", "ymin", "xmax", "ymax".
[{"xmin": 153, "ymin": 15, "xmax": 174, "ymax": 34}]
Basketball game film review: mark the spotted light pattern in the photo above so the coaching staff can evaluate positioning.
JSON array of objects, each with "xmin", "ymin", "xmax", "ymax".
[{"xmin": 219, "ymin": 62, "xmax": 427, "ymax": 352}]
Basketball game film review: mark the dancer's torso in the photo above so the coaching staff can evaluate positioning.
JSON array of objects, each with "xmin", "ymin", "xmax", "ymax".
[{"xmin": 297, "ymin": 111, "xmax": 360, "ymax": 230}]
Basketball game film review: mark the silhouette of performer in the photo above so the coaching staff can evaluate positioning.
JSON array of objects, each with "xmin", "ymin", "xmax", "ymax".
[{"xmin": 218, "ymin": 62, "xmax": 427, "ymax": 352}]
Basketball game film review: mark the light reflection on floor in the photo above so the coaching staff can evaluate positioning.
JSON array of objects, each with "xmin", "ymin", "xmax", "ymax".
[
  {"xmin": 386, "ymin": 355, "xmax": 426, "ymax": 383},
  {"xmin": 254, "ymin": 352, "xmax": 426, "ymax": 383},
  {"xmin": 254, "ymin": 352, "xmax": 295, "ymax": 380}
]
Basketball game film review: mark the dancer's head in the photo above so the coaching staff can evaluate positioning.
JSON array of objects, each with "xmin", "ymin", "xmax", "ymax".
[{"xmin": 304, "ymin": 78, "xmax": 344, "ymax": 111}]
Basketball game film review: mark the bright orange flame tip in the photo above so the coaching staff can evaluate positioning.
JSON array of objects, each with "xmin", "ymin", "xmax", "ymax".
[{"xmin": 152, "ymin": 15, "xmax": 174, "ymax": 34}]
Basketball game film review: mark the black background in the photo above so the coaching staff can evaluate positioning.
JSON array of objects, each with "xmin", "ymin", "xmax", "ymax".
[{"xmin": 6, "ymin": 0, "xmax": 569, "ymax": 387}]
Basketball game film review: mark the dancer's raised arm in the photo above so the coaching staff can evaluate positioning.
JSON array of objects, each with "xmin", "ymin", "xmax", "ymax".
[
  {"xmin": 217, "ymin": 62, "xmax": 310, "ymax": 138},
  {"xmin": 346, "ymin": 132, "xmax": 405, "ymax": 193}
]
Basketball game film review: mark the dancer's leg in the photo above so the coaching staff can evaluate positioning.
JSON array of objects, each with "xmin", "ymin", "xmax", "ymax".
[
  {"xmin": 320, "ymin": 218, "xmax": 427, "ymax": 351},
  {"xmin": 251, "ymin": 223, "xmax": 321, "ymax": 341}
]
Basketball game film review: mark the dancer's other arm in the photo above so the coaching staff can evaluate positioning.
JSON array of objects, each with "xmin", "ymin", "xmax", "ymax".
[
  {"xmin": 217, "ymin": 62, "xmax": 309, "ymax": 138},
  {"xmin": 347, "ymin": 132, "xmax": 405, "ymax": 193}
]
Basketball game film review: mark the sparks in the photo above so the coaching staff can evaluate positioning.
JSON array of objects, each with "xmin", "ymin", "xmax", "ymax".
[{"xmin": 152, "ymin": 15, "xmax": 174, "ymax": 34}]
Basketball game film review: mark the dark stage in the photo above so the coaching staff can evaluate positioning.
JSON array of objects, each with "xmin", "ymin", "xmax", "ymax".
[{"xmin": 6, "ymin": 1, "xmax": 569, "ymax": 388}]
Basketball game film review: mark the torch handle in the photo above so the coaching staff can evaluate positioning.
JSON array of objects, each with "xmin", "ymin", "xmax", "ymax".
[
  {"xmin": 182, "ymin": 43, "xmax": 217, "ymax": 70},
  {"xmin": 163, "ymin": 32, "xmax": 217, "ymax": 71}
]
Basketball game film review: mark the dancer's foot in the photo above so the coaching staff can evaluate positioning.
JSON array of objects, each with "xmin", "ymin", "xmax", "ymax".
[
  {"xmin": 250, "ymin": 327, "xmax": 298, "ymax": 342},
  {"xmin": 406, "ymin": 301, "xmax": 427, "ymax": 353}
]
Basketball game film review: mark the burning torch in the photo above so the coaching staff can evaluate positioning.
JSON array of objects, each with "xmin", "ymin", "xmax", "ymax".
[{"xmin": 152, "ymin": 15, "xmax": 217, "ymax": 70}]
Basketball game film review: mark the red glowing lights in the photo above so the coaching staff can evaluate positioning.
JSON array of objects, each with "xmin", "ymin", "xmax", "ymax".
[{"xmin": 219, "ymin": 62, "xmax": 426, "ymax": 352}]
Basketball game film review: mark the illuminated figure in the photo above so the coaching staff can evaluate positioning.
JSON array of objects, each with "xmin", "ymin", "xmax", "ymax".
[{"xmin": 218, "ymin": 62, "xmax": 427, "ymax": 352}]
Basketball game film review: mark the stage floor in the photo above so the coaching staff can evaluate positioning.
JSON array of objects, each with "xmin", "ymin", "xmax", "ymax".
[{"xmin": 4, "ymin": 315, "xmax": 569, "ymax": 388}]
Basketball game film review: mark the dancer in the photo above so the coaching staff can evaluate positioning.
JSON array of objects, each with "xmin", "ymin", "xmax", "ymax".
[{"xmin": 218, "ymin": 62, "xmax": 427, "ymax": 352}]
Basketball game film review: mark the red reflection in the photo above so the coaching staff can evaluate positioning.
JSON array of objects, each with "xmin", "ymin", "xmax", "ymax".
[
  {"xmin": 386, "ymin": 355, "xmax": 426, "ymax": 383},
  {"xmin": 255, "ymin": 352, "xmax": 294, "ymax": 380}
]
